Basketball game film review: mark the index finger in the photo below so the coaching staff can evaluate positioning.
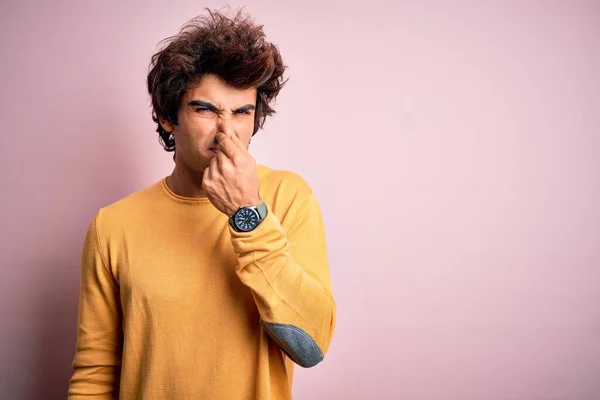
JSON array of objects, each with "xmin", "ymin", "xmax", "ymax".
[
  {"xmin": 229, "ymin": 132, "xmax": 250, "ymax": 153},
  {"xmin": 216, "ymin": 132, "xmax": 240, "ymax": 159},
  {"xmin": 217, "ymin": 132, "xmax": 249, "ymax": 158}
]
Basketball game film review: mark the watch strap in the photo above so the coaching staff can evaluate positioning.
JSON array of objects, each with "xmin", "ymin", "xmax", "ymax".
[{"xmin": 255, "ymin": 202, "xmax": 268, "ymax": 220}]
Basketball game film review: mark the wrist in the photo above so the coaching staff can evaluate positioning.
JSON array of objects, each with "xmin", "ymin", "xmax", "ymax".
[{"xmin": 228, "ymin": 197, "xmax": 262, "ymax": 217}]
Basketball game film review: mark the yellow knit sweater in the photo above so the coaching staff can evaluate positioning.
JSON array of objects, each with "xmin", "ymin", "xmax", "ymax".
[{"xmin": 67, "ymin": 164, "xmax": 336, "ymax": 399}]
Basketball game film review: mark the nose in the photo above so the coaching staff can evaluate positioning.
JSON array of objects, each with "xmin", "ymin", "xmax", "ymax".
[{"xmin": 217, "ymin": 115, "xmax": 234, "ymax": 137}]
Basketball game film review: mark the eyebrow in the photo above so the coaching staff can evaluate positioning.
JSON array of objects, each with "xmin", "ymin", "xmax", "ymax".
[{"xmin": 188, "ymin": 100, "xmax": 255, "ymax": 113}]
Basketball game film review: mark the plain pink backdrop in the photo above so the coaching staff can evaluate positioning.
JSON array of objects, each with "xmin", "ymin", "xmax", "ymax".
[{"xmin": 1, "ymin": 1, "xmax": 599, "ymax": 399}]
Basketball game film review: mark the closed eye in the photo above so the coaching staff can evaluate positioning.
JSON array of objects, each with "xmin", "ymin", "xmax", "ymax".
[{"xmin": 188, "ymin": 100, "xmax": 255, "ymax": 115}]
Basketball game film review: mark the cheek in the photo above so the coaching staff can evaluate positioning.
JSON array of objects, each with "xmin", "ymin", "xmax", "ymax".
[
  {"xmin": 179, "ymin": 118, "xmax": 217, "ymax": 144},
  {"xmin": 236, "ymin": 118, "xmax": 255, "ymax": 141}
]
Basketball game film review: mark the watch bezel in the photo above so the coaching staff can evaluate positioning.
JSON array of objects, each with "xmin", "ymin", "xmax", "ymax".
[
  {"xmin": 230, "ymin": 202, "xmax": 268, "ymax": 232},
  {"xmin": 232, "ymin": 207, "xmax": 260, "ymax": 232}
]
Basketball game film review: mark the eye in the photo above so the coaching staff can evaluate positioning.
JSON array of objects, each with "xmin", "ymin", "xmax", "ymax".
[
  {"xmin": 235, "ymin": 109, "xmax": 252, "ymax": 115},
  {"xmin": 195, "ymin": 107, "xmax": 211, "ymax": 113}
]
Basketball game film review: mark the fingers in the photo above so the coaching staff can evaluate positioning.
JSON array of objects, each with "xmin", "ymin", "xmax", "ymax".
[
  {"xmin": 228, "ymin": 133, "xmax": 249, "ymax": 153},
  {"xmin": 216, "ymin": 147, "xmax": 230, "ymax": 171},
  {"xmin": 216, "ymin": 132, "xmax": 249, "ymax": 160},
  {"xmin": 202, "ymin": 163, "xmax": 211, "ymax": 187},
  {"xmin": 216, "ymin": 132, "xmax": 237, "ymax": 159},
  {"xmin": 207, "ymin": 154, "xmax": 218, "ymax": 175}
]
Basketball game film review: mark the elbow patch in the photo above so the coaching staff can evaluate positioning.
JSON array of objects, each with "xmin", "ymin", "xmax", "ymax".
[{"xmin": 262, "ymin": 321, "xmax": 324, "ymax": 368}]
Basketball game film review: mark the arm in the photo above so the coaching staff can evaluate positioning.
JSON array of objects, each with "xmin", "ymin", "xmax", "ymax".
[
  {"xmin": 230, "ymin": 193, "xmax": 336, "ymax": 368},
  {"xmin": 68, "ymin": 213, "xmax": 122, "ymax": 399}
]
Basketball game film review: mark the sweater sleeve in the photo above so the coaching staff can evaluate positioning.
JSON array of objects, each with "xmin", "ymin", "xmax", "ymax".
[
  {"xmin": 68, "ymin": 213, "xmax": 122, "ymax": 399},
  {"xmin": 230, "ymin": 193, "xmax": 336, "ymax": 368}
]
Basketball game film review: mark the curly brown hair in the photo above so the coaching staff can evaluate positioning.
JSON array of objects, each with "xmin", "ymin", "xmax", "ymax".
[{"xmin": 147, "ymin": 8, "xmax": 287, "ymax": 152}]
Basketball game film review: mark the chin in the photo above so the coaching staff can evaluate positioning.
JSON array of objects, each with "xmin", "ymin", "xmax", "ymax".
[{"xmin": 178, "ymin": 155, "xmax": 210, "ymax": 174}]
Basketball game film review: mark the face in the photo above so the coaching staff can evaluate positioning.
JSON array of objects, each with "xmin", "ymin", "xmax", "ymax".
[{"xmin": 160, "ymin": 73, "xmax": 257, "ymax": 173}]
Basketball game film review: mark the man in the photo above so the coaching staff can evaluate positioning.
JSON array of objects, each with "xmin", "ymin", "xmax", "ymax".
[{"xmin": 67, "ymin": 8, "xmax": 336, "ymax": 400}]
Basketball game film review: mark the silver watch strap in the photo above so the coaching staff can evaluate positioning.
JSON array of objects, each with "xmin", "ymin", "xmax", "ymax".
[{"xmin": 255, "ymin": 202, "xmax": 268, "ymax": 220}]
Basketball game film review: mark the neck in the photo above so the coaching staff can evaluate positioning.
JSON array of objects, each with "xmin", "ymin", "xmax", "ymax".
[{"xmin": 167, "ymin": 162, "xmax": 207, "ymax": 198}]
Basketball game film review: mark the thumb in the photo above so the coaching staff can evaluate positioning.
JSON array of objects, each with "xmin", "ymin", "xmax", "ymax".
[{"xmin": 202, "ymin": 166, "xmax": 210, "ymax": 188}]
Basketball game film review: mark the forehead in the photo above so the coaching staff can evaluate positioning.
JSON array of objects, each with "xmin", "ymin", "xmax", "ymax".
[{"xmin": 185, "ymin": 73, "xmax": 257, "ymax": 106}]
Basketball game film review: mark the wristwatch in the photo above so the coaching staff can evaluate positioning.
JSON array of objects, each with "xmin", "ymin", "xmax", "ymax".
[{"xmin": 229, "ymin": 202, "xmax": 268, "ymax": 232}]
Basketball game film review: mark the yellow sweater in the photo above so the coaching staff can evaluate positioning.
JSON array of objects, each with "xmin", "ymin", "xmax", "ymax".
[{"xmin": 68, "ymin": 164, "xmax": 336, "ymax": 399}]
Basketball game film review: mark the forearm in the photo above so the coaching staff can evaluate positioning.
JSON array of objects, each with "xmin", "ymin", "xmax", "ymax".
[
  {"xmin": 68, "ymin": 214, "xmax": 123, "ymax": 398},
  {"xmin": 68, "ymin": 364, "xmax": 121, "ymax": 399},
  {"xmin": 238, "ymin": 253, "xmax": 336, "ymax": 367},
  {"xmin": 231, "ymin": 198, "xmax": 336, "ymax": 367}
]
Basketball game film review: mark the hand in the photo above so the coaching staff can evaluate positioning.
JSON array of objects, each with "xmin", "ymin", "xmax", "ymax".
[{"xmin": 202, "ymin": 132, "xmax": 262, "ymax": 216}]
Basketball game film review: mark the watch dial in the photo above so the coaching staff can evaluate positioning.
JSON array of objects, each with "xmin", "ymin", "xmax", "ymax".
[{"xmin": 234, "ymin": 208, "xmax": 259, "ymax": 232}]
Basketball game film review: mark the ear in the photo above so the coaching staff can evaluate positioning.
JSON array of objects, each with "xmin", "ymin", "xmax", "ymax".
[{"xmin": 159, "ymin": 117, "xmax": 174, "ymax": 133}]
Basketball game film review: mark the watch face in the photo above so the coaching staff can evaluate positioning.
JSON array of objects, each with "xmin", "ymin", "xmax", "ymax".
[{"xmin": 234, "ymin": 208, "xmax": 259, "ymax": 232}]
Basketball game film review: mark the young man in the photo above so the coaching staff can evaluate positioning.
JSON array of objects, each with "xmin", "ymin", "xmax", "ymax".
[{"xmin": 67, "ymin": 9, "xmax": 336, "ymax": 400}]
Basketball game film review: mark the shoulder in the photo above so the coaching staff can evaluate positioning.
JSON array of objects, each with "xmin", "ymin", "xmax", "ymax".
[
  {"xmin": 94, "ymin": 179, "xmax": 164, "ymax": 234},
  {"xmin": 256, "ymin": 164, "xmax": 322, "ymax": 226},
  {"xmin": 257, "ymin": 164, "xmax": 313, "ymax": 199}
]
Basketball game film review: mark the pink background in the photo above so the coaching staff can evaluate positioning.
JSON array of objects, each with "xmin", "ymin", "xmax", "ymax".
[{"xmin": 1, "ymin": 1, "xmax": 599, "ymax": 399}]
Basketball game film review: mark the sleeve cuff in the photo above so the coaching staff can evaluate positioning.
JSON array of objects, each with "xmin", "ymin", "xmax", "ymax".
[{"xmin": 228, "ymin": 204, "xmax": 287, "ymax": 256}]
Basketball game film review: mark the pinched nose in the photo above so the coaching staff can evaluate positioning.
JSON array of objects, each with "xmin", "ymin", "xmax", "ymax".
[{"xmin": 217, "ymin": 117, "xmax": 235, "ymax": 136}]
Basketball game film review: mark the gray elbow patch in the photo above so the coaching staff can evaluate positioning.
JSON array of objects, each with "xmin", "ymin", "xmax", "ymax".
[{"xmin": 262, "ymin": 321, "xmax": 324, "ymax": 368}]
